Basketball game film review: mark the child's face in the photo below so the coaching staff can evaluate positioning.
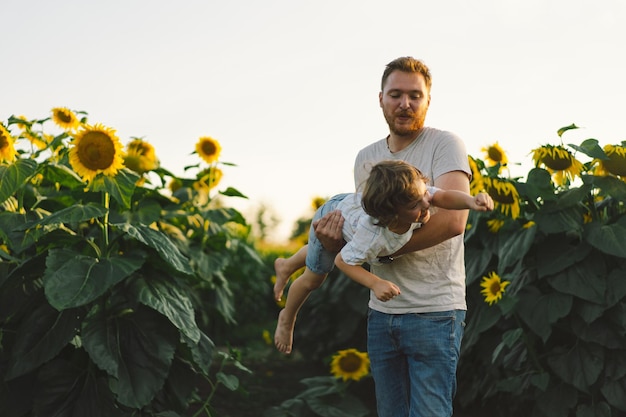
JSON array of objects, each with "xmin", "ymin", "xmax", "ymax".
[{"xmin": 396, "ymin": 180, "xmax": 432, "ymax": 225}]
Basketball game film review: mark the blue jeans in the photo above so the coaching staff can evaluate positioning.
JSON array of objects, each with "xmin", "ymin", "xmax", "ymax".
[
  {"xmin": 367, "ymin": 309, "xmax": 466, "ymax": 417},
  {"xmin": 305, "ymin": 193, "xmax": 350, "ymax": 274}
]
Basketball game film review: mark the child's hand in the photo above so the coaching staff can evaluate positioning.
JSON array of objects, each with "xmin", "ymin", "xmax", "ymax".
[
  {"xmin": 373, "ymin": 280, "xmax": 401, "ymax": 302},
  {"xmin": 473, "ymin": 192, "xmax": 494, "ymax": 211}
]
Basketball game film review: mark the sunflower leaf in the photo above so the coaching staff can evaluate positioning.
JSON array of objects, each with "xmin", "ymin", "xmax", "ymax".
[
  {"xmin": 547, "ymin": 256, "xmax": 606, "ymax": 304},
  {"xmin": 5, "ymin": 303, "xmax": 83, "ymax": 380},
  {"xmin": 131, "ymin": 274, "xmax": 201, "ymax": 343},
  {"xmin": 17, "ymin": 203, "xmax": 107, "ymax": 231},
  {"xmin": 219, "ymin": 187, "xmax": 248, "ymax": 198},
  {"xmin": 498, "ymin": 223, "xmax": 536, "ymax": 271},
  {"xmin": 44, "ymin": 249, "xmax": 145, "ymax": 310},
  {"xmin": 584, "ymin": 222, "xmax": 626, "ymax": 259},
  {"xmin": 90, "ymin": 169, "xmax": 139, "ymax": 209},
  {"xmin": 523, "ymin": 168, "xmax": 556, "ymax": 202},
  {"xmin": 568, "ymin": 138, "xmax": 608, "ymax": 160},
  {"xmin": 601, "ymin": 379, "xmax": 626, "ymax": 411},
  {"xmin": 557, "ymin": 123, "xmax": 579, "ymax": 137},
  {"xmin": 516, "ymin": 287, "xmax": 572, "ymax": 342},
  {"xmin": 583, "ymin": 174, "xmax": 626, "ymax": 202},
  {"xmin": 0, "ymin": 158, "xmax": 38, "ymax": 204},
  {"xmin": 547, "ymin": 342, "xmax": 604, "ymax": 393},
  {"xmin": 113, "ymin": 223, "xmax": 193, "ymax": 275},
  {"xmin": 81, "ymin": 305, "xmax": 178, "ymax": 408}
]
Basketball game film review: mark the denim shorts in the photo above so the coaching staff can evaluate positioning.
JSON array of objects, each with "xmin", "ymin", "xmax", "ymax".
[
  {"xmin": 305, "ymin": 193, "xmax": 350, "ymax": 275},
  {"xmin": 367, "ymin": 308, "xmax": 466, "ymax": 417}
]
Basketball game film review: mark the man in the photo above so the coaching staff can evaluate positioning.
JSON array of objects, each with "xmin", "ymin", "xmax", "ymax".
[{"xmin": 315, "ymin": 56, "xmax": 471, "ymax": 417}]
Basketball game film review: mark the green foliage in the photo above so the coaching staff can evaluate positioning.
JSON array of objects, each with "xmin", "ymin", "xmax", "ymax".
[
  {"xmin": 264, "ymin": 376, "xmax": 371, "ymax": 417},
  {"xmin": 458, "ymin": 128, "xmax": 626, "ymax": 416},
  {"xmin": 0, "ymin": 111, "xmax": 264, "ymax": 416}
]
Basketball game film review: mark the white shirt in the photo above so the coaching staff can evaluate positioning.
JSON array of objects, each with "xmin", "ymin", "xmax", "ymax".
[{"xmin": 336, "ymin": 188, "xmax": 438, "ymax": 266}]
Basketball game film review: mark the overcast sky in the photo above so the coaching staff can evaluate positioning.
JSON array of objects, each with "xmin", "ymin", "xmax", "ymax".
[{"xmin": 3, "ymin": 0, "xmax": 625, "ymax": 240}]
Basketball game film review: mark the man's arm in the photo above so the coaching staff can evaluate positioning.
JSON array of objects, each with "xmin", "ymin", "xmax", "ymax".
[{"xmin": 392, "ymin": 170, "xmax": 470, "ymax": 256}]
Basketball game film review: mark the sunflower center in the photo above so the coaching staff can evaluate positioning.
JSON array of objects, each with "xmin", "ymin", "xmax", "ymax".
[
  {"xmin": 489, "ymin": 282, "xmax": 502, "ymax": 295},
  {"xmin": 0, "ymin": 133, "xmax": 9, "ymax": 148},
  {"xmin": 339, "ymin": 353, "xmax": 363, "ymax": 373},
  {"xmin": 604, "ymin": 153, "xmax": 626, "ymax": 176},
  {"xmin": 201, "ymin": 141, "xmax": 218, "ymax": 156},
  {"xmin": 77, "ymin": 131, "xmax": 116, "ymax": 170},
  {"xmin": 541, "ymin": 154, "xmax": 573, "ymax": 170},
  {"xmin": 487, "ymin": 188, "xmax": 515, "ymax": 204},
  {"xmin": 487, "ymin": 147, "xmax": 504, "ymax": 162},
  {"xmin": 58, "ymin": 111, "xmax": 73, "ymax": 124}
]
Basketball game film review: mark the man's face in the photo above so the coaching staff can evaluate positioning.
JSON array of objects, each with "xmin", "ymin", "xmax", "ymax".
[{"xmin": 379, "ymin": 71, "xmax": 431, "ymax": 137}]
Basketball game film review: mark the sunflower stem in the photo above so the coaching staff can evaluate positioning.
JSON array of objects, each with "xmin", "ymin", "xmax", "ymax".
[{"xmin": 102, "ymin": 192, "xmax": 110, "ymax": 250}]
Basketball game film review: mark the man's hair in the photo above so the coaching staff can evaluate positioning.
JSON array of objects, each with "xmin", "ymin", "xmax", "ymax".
[
  {"xmin": 381, "ymin": 56, "xmax": 432, "ymax": 91},
  {"xmin": 361, "ymin": 160, "xmax": 429, "ymax": 228}
]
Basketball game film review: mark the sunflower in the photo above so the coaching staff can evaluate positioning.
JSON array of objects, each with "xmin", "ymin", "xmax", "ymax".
[
  {"xmin": 195, "ymin": 136, "xmax": 222, "ymax": 164},
  {"xmin": 482, "ymin": 177, "xmax": 520, "ymax": 219},
  {"xmin": 482, "ymin": 142, "xmax": 508, "ymax": 170},
  {"xmin": 523, "ymin": 220, "xmax": 535, "ymax": 229},
  {"xmin": 486, "ymin": 218, "xmax": 505, "ymax": 233},
  {"xmin": 168, "ymin": 178, "xmax": 183, "ymax": 193},
  {"xmin": 593, "ymin": 144, "xmax": 626, "ymax": 180},
  {"xmin": 123, "ymin": 138, "xmax": 159, "ymax": 174},
  {"xmin": 468, "ymin": 156, "xmax": 485, "ymax": 196},
  {"xmin": 69, "ymin": 123, "xmax": 125, "ymax": 182},
  {"xmin": 0, "ymin": 124, "xmax": 17, "ymax": 162},
  {"xmin": 330, "ymin": 348, "xmax": 370, "ymax": 382},
  {"xmin": 312, "ymin": 196, "xmax": 327, "ymax": 210},
  {"xmin": 14, "ymin": 115, "xmax": 30, "ymax": 130},
  {"xmin": 480, "ymin": 271, "xmax": 510, "ymax": 306},
  {"xmin": 531, "ymin": 144, "xmax": 584, "ymax": 186},
  {"xmin": 21, "ymin": 130, "xmax": 48, "ymax": 150},
  {"xmin": 193, "ymin": 166, "xmax": 223, "ymax": 191},
  {"xmin": 51, "ymin": 107, "xmax": 80, "ymax": 131}
]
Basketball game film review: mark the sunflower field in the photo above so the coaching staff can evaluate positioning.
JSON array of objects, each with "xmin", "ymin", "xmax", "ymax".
[
  {"xmin": 2, "ymin": 110, "xmax": 626, "ymax": 417},
  {"xmin": 457, "ymin": 127, "xmax": 626, "ymax": 416},
  {"xmin": 0, "ymin": 109, "xmax": 274, "ymax": 416}
]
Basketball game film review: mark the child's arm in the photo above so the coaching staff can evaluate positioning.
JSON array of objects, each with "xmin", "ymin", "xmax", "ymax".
[
  {"xmin": 431, "ymin": 190, "xmax": 494, "ymax": 212},
  {"xmin": 335, "ymin": 253, "xmax": 401, "ymax": 302}
]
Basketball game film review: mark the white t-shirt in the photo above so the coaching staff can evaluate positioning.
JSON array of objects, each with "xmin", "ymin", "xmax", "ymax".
[
  {"xmin": 354, "ymin": 127, "xmax": 471, "ymax": 314},
  {"xmin": 336, "ymin": 187, "xmax": 438, "ymax": 266}
]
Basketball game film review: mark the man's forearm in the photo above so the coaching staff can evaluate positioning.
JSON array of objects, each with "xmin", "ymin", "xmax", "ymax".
[{"xmin": 391, "ymin": 208, "xmax": 468, "ymax": 256}]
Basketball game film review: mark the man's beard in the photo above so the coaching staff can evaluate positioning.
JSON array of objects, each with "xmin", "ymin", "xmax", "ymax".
[{"xmin": 384, "ymin": 109, "xmax": 427, "ymax": 137}]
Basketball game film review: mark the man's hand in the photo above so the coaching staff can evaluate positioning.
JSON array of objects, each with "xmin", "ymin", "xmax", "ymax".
[{"xmin": 312, "ymin": 210, "xmax": 345, "ymax": 252}]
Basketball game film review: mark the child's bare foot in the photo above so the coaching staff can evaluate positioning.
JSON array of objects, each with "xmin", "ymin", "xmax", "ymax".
[
  {"xmin": 274, "ymin": 309, "xmax": 295, "ymax": 354},
  {"xmin": 273, "ymin": 258, "xmax": 291, "ymax": 301}
]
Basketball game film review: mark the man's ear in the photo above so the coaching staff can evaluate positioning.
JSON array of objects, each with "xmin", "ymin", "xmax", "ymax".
[{"xmin": 379, "ymin": 91, "xmax": 383, "ymax": 107}]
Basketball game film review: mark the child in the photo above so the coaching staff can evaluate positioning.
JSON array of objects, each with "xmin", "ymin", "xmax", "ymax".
[{"xmin": 273, "ymin": 159, "xmax": 493, "ymax": 354}]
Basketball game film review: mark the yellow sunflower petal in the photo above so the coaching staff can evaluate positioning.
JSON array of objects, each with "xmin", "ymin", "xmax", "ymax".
[
  {"xmin": 51, "ymin": 107, "xmax": 80, "ymax": 131},
  {"xmin": 594, "ymin": 144, "xmax": 626, "ymax": 178},
  {"xmin": 483, "ymin": 177, "xmax": 520, "ymax": 219},
  {"xmin": 0, "ymin": 124, "xmax": 18, "ymax": 163},
  {"xmin": 531, "ymin": 144, "xmax": 584, "ymax": 186},
  {"xmin": 480, "ymin": 272, "xmax": 510, "ymax": 306},
  {"xmin": 195, "ymin": 136, "xmax": 222, "ymax": 164},
  {"xmin": 330, "ymin": 348, "xmax": 370, "ymax": 382},
  {"xmin": 481, "ymin": 142, "xmax": 508, "ymax": 168},
  {"xmin": 69, "ymin": 123, "xmax": 125, "ymax": 182},
  {"xmin": 124, "ymin": 138, "xmax": 159, "ymax": 174}
]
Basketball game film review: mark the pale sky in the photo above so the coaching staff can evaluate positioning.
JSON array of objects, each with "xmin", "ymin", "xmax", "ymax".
[{"xmin": 3, "ymin": 0, "xmax": 625, "ymax": 241}]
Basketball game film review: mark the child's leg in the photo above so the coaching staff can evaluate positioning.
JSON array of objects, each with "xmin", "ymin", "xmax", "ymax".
[
  {"xmin": 274, "ymin": 244, "xmax": 308, "ymax": 301},
  {"xmin": 274, "ymin": 267, "xmax": 327, "ymax": 354}
]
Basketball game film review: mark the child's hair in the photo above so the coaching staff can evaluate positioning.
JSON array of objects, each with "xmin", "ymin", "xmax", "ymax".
[{"xmin": 361, "ymin": 160, "xmax": 429, "ymax": 227}]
